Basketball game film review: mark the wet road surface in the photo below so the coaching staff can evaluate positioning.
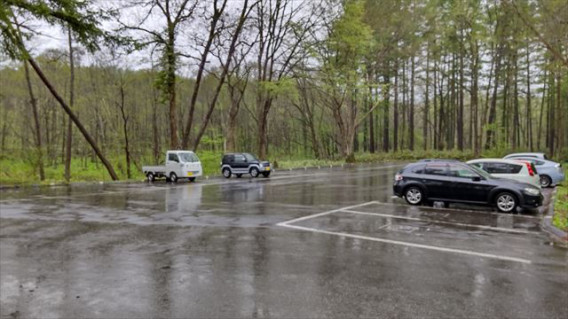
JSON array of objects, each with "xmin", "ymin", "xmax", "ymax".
[{"xmin": 1, "ymin": 164, "xmax": 567, "ymax": 318}]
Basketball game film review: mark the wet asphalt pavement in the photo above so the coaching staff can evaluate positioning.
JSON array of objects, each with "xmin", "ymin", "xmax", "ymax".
[{"xmin": 1, "ymin": 164, "xmax": 567, "ymax": 318}]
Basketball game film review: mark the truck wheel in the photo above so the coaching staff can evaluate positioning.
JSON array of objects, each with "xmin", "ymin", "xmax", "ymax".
[
  {"xmin": 147, "ymin": 172, "xmax": 155, "ymax": 182},
  {"xmin": 223, "ymin": 168, "xmax": 231, "ymax": 179},
  {"xmin": 170, "ymin": 172, "xmax": 178, "ymax": 183},
  {"xmin": 250, "ymin": 167, "xmax": 259, "ymax": 178},
  {"xmin": 189, "ymin": 177, "xmax": 196, "ymax": 182}
]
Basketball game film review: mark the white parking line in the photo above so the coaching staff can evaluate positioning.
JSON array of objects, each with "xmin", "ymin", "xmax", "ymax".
[
  {"xmin": 340, "ymin": 209, "xmax": 539, "ymax": 235},
  {"xmin": 276, "ymin": 201, "xmax": 378, "ymax": 227},
  {"xmin": 280, "ymin": 223, "xmax": 532, "ymax": 264}
]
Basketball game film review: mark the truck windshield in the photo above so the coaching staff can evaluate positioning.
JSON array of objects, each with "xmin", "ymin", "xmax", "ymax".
[
  {"xmin": 244, "ymin": 153, "xmax": 258, "ymax": 162},
  {"xmin": 178, "ymin": 152, "xmax": 199, "ymax": 163}
]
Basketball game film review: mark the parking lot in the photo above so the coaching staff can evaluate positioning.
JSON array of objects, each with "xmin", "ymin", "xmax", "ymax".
[{"xmin": 1, "ymin": 164, "xmax": 567, "ymax": 318}]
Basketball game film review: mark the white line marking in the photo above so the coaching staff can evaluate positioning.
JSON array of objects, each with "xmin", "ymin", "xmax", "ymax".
[
  {"xmin": 277, "ymin": 201, "xmax": 378, "ymax": 227},
  {"xmin": 340, "ymin": 209, "xmax": 539, "ymax": 235},
  {"xmin": 280, "ymin": 223, "xmax": 532, "ymax": 264},
  {"xmin": 375, "ymin": 200, "xmax": 543, "ymax": 220}
]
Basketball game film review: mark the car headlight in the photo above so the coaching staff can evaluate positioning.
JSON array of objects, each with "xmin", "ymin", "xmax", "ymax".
[{"xmin": 523, "ymin": 187, "xmax": 540, "ymax": 196}]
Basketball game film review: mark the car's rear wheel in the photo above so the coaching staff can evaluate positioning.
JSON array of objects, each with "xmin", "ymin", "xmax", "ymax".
[
  {"xmin": 147, "ymin": 172, "xmax": 155, "ymax": 182},
  {"xmin": 540, "ymin": 175, "xmax": 552, "ymax": 188},
  {"xmin": 404, "ymin": 187, "xmax": 423, "ymax": 205},
  {"xmin": 223, "ymin": 168, "xmax": 231, "ymax": 179},
  {"xmin": 250, "ymin": 167, "xmax": 259, "ymax": 178},
  {"xmin": 170, "ymin": 172, "xmax": 178, "ymax": 183},
  {"xmin": 495, "ymin": 192, "xmax": 517, "ymax": 213}
]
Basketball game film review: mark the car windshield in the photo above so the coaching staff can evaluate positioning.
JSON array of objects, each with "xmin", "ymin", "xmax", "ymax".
[
  {"xmin": 467, "ymin": 163, "xmax": 492, "ymax": 179},
  {"xmin": 244, "ymin": 153, "xmax": 258, "ymax": 161},
  {"xmin": 178, "ymin": 152, "xmax": 199, "ymax": 163}
]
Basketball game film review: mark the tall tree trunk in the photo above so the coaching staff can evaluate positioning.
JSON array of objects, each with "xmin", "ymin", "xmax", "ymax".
[
  {"xmin": 409, "ymin": 56, "xmax": 415, "ymax": 150},
  {"xmin": 471, "ymin": 44, "xmax": 480, "ymax": 156},
  {"xmin": 65, "ymin": 27, "xmax": 74, "ymax": 182},
  {"xmin": 525, "ymin": 42, "xmax": 533, "ymax": 151},
  {"xmin": 118, "ymin": 82, "xmax": 131, "ymax": 179},
  {"xmin": 537, "ymin": 70, "xmax": 547, "ymax": 150},
  {"xmin": 393, "ymin": 60, "xmax": 399, "ymax": 151},
  {"xmin": 368, "ymin": 68, "xmax": 375, "ymax": 153},
  {"xmin": 27, "ymin": 57, "xmax": 119, "ymax": 180},
  {"xmin": 485, "ymin": 45, "xmax": 503, "ymax": 150},
  {"xmin": 23, "ymin": 60, "xmax": 45, "ymax": 181},
  {"xmin": 382, "ymin": 72, "xmax": 390, "ymax": 152},
  {"xmin": 457, "ymin": 47, "xmax": 464, "ymax": 151},
  {"xmin": 424, "ymin": 50, "xmax": 429, "ymax": 151}
]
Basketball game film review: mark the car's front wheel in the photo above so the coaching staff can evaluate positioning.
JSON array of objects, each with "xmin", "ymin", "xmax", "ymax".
[
  {"xmin": 404, "ymin": 187, "xmax": 423, "ymax": 205},
  {"xmin": 250, "ymin": 167, "xmax": 260, "ymax": 178},
  {"xmin": 170, "ymin": 172, "xmax": 178, "ymax": 183},
  {"xmin": 540, "ymin": 175, "xmax": 552, "ymax": 188},
  {"xmin": 223, "ymin": 168, "xmax": 232, "ymax": 179},
  {"xmin": 495, "ymin": 192, "xmax": 517, "ymax": 213}
]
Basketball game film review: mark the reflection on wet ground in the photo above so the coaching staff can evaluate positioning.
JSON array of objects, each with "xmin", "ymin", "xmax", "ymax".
[{"xmin": 1, "ymin": 164, "xmax": 567, "ymax": 318}]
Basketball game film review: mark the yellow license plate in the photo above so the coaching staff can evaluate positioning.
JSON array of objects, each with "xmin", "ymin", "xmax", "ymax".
[
  {"xmin": 187, "ymin": 172, "xmax": 193, "ymax": 176},
  {"xmin": 265, "ymin": 167, "xmax": 271, "ymax": 171}
]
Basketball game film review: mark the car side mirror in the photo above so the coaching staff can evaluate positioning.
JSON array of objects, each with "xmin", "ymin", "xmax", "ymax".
[{"xmin": 472, "ymin": 176, "xmax": 482, "ymax": 182}]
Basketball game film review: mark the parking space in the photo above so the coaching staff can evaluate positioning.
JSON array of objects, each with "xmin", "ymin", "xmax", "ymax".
[
  {"xmin": 279, "ymin": 201, "xmax": 546, "ymax": 264},
  {"xmin": 1, "ymin": 164, "xmax": 567, "ymax": 318}
]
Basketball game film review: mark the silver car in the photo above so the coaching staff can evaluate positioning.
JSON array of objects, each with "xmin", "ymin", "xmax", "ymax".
[{"xmin": 504, "ymin": 153, "xmax": 564, "ymax": 188}]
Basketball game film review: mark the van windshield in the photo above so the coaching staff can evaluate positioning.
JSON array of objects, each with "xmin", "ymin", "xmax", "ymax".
[{"xmin": 179, "ymin": 152, "xmax": 199, "ymax": 163}]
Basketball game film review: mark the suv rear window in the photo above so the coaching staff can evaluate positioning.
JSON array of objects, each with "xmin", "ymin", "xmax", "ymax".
[
  {"xmin": 424, "ymin": 164, "xmax": 447, "ymax": 176},
  {"xmin": 484, "ymin": 163, "xmax": 522, "ymax": 174}
]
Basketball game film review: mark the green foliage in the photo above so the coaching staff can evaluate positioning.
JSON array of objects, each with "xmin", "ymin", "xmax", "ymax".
[{"xmin": 553, "ymin": 172, "xmax": 568, "ymax": 231}]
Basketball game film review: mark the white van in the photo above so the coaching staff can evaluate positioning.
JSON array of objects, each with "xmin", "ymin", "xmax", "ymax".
[{"xmin": 142, "ymin": 150, "xmax": 203, "ymax": 182}]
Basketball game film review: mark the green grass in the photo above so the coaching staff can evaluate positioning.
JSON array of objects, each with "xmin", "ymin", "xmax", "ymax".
[
  {"xmin": 552, "ymin": 166, "xmax": 568, "ymax": 232},
  {"xmin": 0, "ymin": 149, "xmax": 556, "ymax": 186}
]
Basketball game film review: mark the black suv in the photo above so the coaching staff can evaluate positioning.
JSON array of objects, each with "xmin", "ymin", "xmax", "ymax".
[
  {"xmin": 393, "ymin": 161, "xmax": 543, "ymax": 213},
  {"xmin": 221, "ymin": 153, "xmax": 271, "ymax": 178}
]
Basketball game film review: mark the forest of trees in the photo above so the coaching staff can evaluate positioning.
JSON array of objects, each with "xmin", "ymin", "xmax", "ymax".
[{"xmin": 1, "ymin": 0, "xmax": 567, "ymax": 182}]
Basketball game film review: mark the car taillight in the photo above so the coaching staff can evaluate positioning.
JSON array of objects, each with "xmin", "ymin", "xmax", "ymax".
[
  {"xmin": 395, "ymin": 174, "xmax": 403, "ymax": 181},
  {"xmin": 525, "ymin": 162, "xmax": 535, "ymax": 176}
]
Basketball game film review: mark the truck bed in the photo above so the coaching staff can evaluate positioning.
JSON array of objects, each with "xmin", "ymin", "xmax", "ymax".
[{"xmin": 142, "ymin": 165, "xmax": 166, "ymax": 174}]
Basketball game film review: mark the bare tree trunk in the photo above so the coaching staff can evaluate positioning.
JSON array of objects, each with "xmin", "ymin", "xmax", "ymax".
[
  {"xmin": 65, "ymin": 27, "xmax": 74, "ymax": 182},
  {"xmin": 526, "ymin": 42, "xmax": 533, "ymax": 151},
  {"xmin": 27, "ymin": 57, "xmax": 119, "ymax": 180},
  {"xmin": 424, "ymin": 50, "xmax": 429, "ymax": 151},
  {"xmin": 409, "ymin": 56, "xmax": 415, "ymax": 150},
  {"xmin": 117, "ymin": 80, "xmax": 131, "ymax": 179},
  {"xmin": 193, "ymin": 0, "xmax": 252, "ymax": 151},
  {"xmin": 393, "ymin": 60, "xmax": 399, "ymax": 151},
  {"xmin": 182, "ymin": 0, "xmax": 226, "ymax": 149},
  {"xmin": 23, "ymin": 60, "xmax": 45, "ymax": 181},
  {"xmin": 382, "ymin": 72, "xmax": 390, "ymax": 152}
]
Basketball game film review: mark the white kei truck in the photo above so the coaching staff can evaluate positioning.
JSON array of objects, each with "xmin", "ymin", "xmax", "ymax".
[{"xmin": 142, "ymin": 150, "xmax": 202, "ymax": 182}]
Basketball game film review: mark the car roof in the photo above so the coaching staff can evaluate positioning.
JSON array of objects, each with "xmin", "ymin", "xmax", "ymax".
[
  {"xmin": 417, "ymin": 159, "xmax": 460, "ymax": 162},
  {"xmin": 504, "ymin": 152, "xmax": 546, "ymax": 158},
  {"xmin": 467, "ymin": 158, "xmax": 525, "ymax": 165},
  {"xmin": 168, "ymin": 150, "xmax": 195, "ymax": 153}
]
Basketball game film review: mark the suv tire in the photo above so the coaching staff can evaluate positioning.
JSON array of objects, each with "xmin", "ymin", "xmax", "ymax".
[{"xmin": 250, "ymin": 167, "xmax": 259, "ymax": 178}]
